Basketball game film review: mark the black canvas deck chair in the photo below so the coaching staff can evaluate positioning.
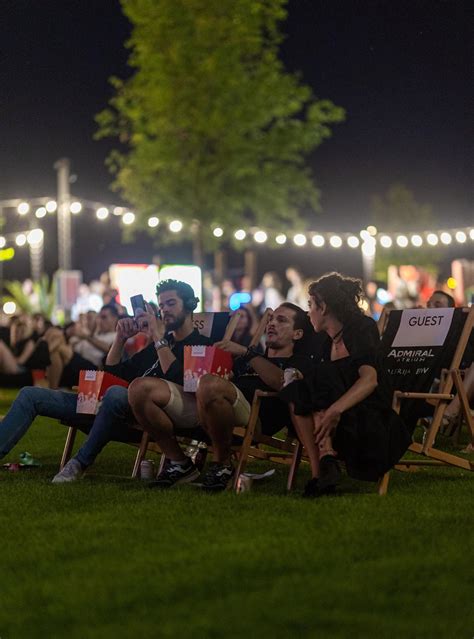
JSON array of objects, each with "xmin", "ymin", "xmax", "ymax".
[
  {"xmin": 59, "ymin": 311, "xmax": 238, "ymax": 475},
  {"xmin": 378, "ymin": 306, "xmax": 474, "ymax": 492}
]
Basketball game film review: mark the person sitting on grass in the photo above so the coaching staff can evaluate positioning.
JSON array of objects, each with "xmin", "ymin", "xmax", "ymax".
[
  {"xmin": 194, "ymin": 303, "xmax": 313, "ymax": 492},
  {"xmin": 280, "ymin": 272, "xmax": 411, "ymax": 498},
  {"xmin": 0, "ymin": 281, "xmax": 209, "ymax": 484}
]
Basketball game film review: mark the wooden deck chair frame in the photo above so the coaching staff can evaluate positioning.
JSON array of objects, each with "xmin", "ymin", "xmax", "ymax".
[{"xmin": 379, "ymin": 306, "xmax": 474, "ymax": 495}]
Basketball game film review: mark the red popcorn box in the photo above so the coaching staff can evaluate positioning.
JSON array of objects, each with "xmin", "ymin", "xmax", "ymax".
[
  {"xmin": 76, "ymin": 370, "xmax": 129, "ymax": 414},
  {"xmin": 183, "ymin": 345, "xmax": 233, "ymax": 393}
]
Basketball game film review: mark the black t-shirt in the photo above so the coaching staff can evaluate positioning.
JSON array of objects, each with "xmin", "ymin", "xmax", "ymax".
[
  {"xmin": 234, "ymin": 353, "xmax": 313, "ymax": 435},
  {"xmin": 105, "ymin": 328, "xmax": 212, "ymax": 385}
]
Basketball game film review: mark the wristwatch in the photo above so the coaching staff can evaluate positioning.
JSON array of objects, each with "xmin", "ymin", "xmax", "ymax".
[{"xmin": 154, "ymin": 338, "xmax": 169, "ymax": 351}]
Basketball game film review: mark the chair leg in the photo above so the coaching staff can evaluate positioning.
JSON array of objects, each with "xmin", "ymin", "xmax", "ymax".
[
  {"xmin": 60, "ymin": 426, "xmax": 77, "ymax": 470},
  {"xmin": 377, "ymin": 472, "xmax": 390, "ymax": 496},
  {"xmin": 287, "ymin": 440, "xmax": 302, "ymax": 491},
  {"xmin": 132, "ymin": 431, "xmax": 150, "ymax": 478}
]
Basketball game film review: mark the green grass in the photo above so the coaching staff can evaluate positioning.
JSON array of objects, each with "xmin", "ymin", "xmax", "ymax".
[{"xmin": 0, "ymin": 388, "xmax": 473, "ymax": 639}]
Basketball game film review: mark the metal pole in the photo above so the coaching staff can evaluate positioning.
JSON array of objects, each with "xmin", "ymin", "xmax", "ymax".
[{"xmin": 54, "ymin": 158, "xmax": 71, "ymax": 270}]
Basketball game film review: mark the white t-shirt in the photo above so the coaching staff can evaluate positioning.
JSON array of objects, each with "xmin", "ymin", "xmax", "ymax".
[{"xmin": 74, "ymin": 331, "xmax": 116, "ymax": 367}]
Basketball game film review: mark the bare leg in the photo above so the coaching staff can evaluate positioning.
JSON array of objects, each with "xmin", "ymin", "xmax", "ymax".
[
  {"xmin": 289, "ymin": 405, "xmax": 321, "ymax": 478},
  {"xmin": 0, "ymin": 340, "xmax": 22, "ymax": 374},
  {"xmin": 128, "ymin": 377, "xmax": 186, "ymax": 461},
  {"xmin": 445, "ymin": 363, "xmax": 474, "ymax": 418},
  {"xmin": 196, "ymin": 374, "xmax": 238, "ymax": 464}
]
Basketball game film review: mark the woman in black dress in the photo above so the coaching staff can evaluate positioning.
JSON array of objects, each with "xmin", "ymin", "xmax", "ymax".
[{"xmin": 282, "ymin": 272, "xmax": 411, "ymax": 497}]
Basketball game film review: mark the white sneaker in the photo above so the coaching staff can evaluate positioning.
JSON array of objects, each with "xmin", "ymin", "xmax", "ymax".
[{"xmin": 52, "ymin": 458, "xmax": 84, "ymax": 483}]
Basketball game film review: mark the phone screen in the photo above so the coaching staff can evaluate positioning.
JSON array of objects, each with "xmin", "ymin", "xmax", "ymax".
[{"xmin": 130, "ymin": 294, "xmax": 145, "ymax": 316}]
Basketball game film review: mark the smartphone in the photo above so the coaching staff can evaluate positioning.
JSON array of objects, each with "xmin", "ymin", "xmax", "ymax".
[{"xmin": 130, "ymin": 294, "xmax": 146, "ymax": 316}]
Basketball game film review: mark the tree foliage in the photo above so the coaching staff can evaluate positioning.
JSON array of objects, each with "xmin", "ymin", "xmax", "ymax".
[
  {"xmin": 96, "ymin": 0, "xmax": 344, "ymax": 251},
  {"xmin": 3, "ymin": 276, "xmax": 57, "ymax": 318}
]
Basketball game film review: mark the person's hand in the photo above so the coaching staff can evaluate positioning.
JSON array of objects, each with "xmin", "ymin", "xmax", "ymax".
[
  {"xmin": 135, "ymin": 303, "xmax": 165, "ymax": 341},
  {"xmin": 116, "ymin": 317, "xmax": 139, "ymax": 343},
  {"xmin": 313, "ymin": 406, "xmax": 341, "ymax": 444},
  {"xmin": 214, "ymin": 339, "xmax": 247, "ymax": 357},
  {"xmin": 74, "ymin": 325, "xmax": 90, "ymax": 340}
]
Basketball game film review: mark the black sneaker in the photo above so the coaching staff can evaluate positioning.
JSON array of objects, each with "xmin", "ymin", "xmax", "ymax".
[
  {"xmin": 148, "ymin": 458, "xmax": 200, "ymax": 489},
  {"xmin": 201, "ymin": 462, "xmax": 235, "ymax": 492},
  {"xmin": 302, "ymin": 477, "xmax": 320, "ymax": 498},
  {"xmin": 318, "ymin": 455, "xmax": 341, "ymax": 495}
]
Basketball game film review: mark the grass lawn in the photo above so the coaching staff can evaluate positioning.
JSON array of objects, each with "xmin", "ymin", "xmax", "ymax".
[{"xmin": 0, "ymin": 388, "xmax": 473, "ymax": 639}]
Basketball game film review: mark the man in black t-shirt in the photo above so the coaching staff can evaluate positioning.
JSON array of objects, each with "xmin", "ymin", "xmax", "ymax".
[{"xmin": 196, "ymin": 303, "xmax": 313, "ymax": 491}]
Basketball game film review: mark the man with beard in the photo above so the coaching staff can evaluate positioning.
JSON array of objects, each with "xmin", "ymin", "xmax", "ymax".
[
  {"xmin": 0, "ymin": 280, "xmax": 210, "ymax": 483},
  {"xmin": 194, "ymin": 303, "xmax": 313, "ymax": 491}
]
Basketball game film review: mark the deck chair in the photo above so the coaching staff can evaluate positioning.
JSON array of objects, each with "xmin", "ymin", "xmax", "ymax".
[
  {"xmin": 59, "ymin": 311, "xmax": 239, "ymax": 474},
  {"xmin": 377, "ymin": 306, "xmax": 474, "ymax": 493}
]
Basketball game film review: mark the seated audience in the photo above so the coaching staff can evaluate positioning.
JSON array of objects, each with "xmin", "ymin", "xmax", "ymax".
[
  {"xmin": 280, "ymin": 272, "xmax": 411, "ymax": 498},
  {"xmin": 427, "ymin": 290, "xmax": 455, "ymax": 309},
  {"xmin": 0, "ymin": 316, "xmax": 50, "ymax": 381},
  {"xmin": 195, "ymin": 303, "xmax": 313, "ymax": 491}
]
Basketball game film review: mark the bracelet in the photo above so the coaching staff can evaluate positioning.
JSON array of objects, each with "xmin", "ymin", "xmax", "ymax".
[{"xmin": 243, "ymin": 345, "xmax": 260, "ymax": 362}]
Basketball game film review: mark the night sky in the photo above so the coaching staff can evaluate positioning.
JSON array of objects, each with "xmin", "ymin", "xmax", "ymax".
[{"xmin": 0, "ymin": 0, "xmax": 472, "ymax": 282}]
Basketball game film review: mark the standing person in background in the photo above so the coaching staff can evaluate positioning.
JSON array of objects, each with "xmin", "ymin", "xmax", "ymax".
[
  {"xmin": 230, "ymin": 306, "xmax": 258, "ymax": 348},
  {"xmin": 254, "ymin": 272, "xmax": 284, "ymax": 313},
  {"xmin": 285, "ymin": 266, "xmax": 308, "ymax": 310}
]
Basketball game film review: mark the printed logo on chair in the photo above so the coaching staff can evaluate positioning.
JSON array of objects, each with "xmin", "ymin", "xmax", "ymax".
[
  {"xmin": 76, "ymin": 370, "xmax": 129, "ymax": 414},
  {"xmin": 391, "ymin": 308, "xmax": 454, "ymax": 347}
]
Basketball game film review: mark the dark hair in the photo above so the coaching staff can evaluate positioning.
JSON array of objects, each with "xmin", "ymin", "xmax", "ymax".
[
  {"xmin": 100, "ymin": 304, "xmax": 120, "ymax": 318},
  {"xmin": 279, "ymin": 302, "xmax": 313, "ymax": 334},
  {"xmin": 308, "ymin": 272, "xmax": 364, "ymax": 323},
  {"xmin": 430, "ymin": 290, "xmax": 455, "ymax": 308},
  {"xmin": 155, "ymin": 279, "xmax": 199, "ymax": 312}
]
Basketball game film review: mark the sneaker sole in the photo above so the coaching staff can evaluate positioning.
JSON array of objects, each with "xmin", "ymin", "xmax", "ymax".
[{"xmin": 149, "ymin": 467, "xmax": 200, "ymax": 489}]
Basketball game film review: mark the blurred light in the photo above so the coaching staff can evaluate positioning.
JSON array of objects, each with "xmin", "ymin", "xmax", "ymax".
[
  {"xmin": 361, "ymin": 240, "xmax": 376, "ymax": 257},
  {"xmin": 396, "ymin": 235, "xmax": 409, "ymax": 248},
  {"xmin": 17, "ymin": 202, "xmax": 29, "ymax": 215},
  {"xmin": 35, "ymin": 207, "xmax": 47, "ymax": 218},
  {"xmin": 427, "ymin": 233, "xmax": 438, "ymax": 246},
  {"xmin": 3, "ymin": 301, "xmax": 16, "ymax": 315},
  {"xmin": 470, "ymin": 229, "xmax": 474, "ymax": 240},
  {"xmin": 169, "ymin": 220, "xmax": 183, "ymax": 233},
  {"xmin": 275, "ymin": 233, "xmax": 287, "ymax": 245},
  {"xmin": 455, "ymin": 231, "xmax": 467, "ymax": 243},
  {"xmin": 447, "ymin": 277, "xmax": 457, "ymax": 290},
  {"xmin": 360, "ymin": 229, "xmax": 371, "ymax": 241},
  {"xmin": 411, "ymin": 234, "xmax": 423, "ymax": 247},
  {"xmin": 329, "ymin": 235, "xmax": 342, "ymax": 248},
  {"xmin": 0, "ymin": 237, "xmax": 5, "ymax": 248},
  {"xmin": 147, "ymin": 216, "xmax": 159, "ymax": 228},
  {"xmin": 440, "ymin": 232, "xmax": 452, "ymax": 245},
  {"xmin": 229, "ymin": 292, "xmax": 252, "ymax": 311},
  {"xmin": 46, "ymin": 200, "xmax": 57, "ymax": 213},
  {"xmin": 70, "ymin": 201, "xmax": 82, "ymax": 214},
  {"xmin": 254, "ymin": 230, "xmax": 268, "ymax": 243},
  {"xmin": 379, "ymin": 235, "xmax": 393, "ymax": 248},
  {"xmin": 347, "ymin": 235, "xmax": 360, "ymax": 248},
  {"xmin": 234, "ymin": 229, "xmax": 246, "ymax": 241},
  {"xmin": 96, "ymin": 207, "xmax": 109, "ymax": 220},
  {"xmin": 367, "ymin": 225, "xmax": 377, "ymax": 236},
  {"xmin": 213, "ymin": 227, "xmax": 224, "ymax": 238},
  {"xmin": 359, "ymin": 299, "xmax": 370, "ymax": 313},
  {"xmin": 122, "ymin": 212, "xmax": 135, "ymax": 225},
  {"xmin": 113, "ymin": 207, "xmax": 124, "ymax": 216},
  {"xmin": 293, "ymin": 233, "xmax": 307, "ymax": 247},
  {"xmin": 27, "ymin": 229, "xmax": 44, "ymax": 246},
  {"xmin": 311, "ymin": 234, "xmax": 325, "ymax": 247},
  {"xmin": 376, "ymin": 288, "xmax": 392, "ymax": 304},
  {"xmin": 15, "ymin": 233, "xmax": 27, "ymax": 247}
]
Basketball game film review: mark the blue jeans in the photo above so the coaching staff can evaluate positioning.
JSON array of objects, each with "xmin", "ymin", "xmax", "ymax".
[{"xmin": 0, "ymin": 385, "xmax": 136, "ymax": 467}]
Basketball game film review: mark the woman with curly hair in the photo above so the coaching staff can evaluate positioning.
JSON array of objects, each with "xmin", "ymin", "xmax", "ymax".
[{"xmin": 281, "ymin": 272, "xmax": 411, "ymax": 497}]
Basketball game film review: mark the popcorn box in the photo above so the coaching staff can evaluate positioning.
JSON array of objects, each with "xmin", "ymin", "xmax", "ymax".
[
  {"xmin": 183, "ymin": 345, "xmax": 233, "ymax": 393},
  {"xmin": 76, "ymin": 370, "xmax": 129, "ymax": 414}
]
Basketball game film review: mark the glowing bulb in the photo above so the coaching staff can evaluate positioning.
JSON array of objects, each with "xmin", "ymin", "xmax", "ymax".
[
  {"xmin": 46, "ymin": 200, "xmax": 57, "ymax": 213},
  {"xmin": 379, "ymin": 235, "xmax": 392, "ymax": 248},
  {"xmin": 96, "ymin": 207, "xmax": 109, "ymax": 220},
  {"xmin": 347, "ymin": 236, "xmax": 360, "ymax": 248},
  {"xmin": 147, "ymin": 216, "xmax": 159, "ymax": 228},
  {"xmin": 447, "ymin": 277, "xmax": 457, "ymax": 290},
  {"xmin": 470, "ymin": 229, "xmax": 474, "ymax": 240},
  {"xmin": 455, "ymin": 231, "xmax": 466, "ymax": 243},
  {"xmin": 27, "ymin": 229, "xmax": 44, "ymax": 246},
  {"xmin": 234, "ymin": 229, "xmax": 246, "ymax": 241},
  {"xmin": 329, "ymin": 235, "xmax": 342, "ymax": 248},
  {"xmin": 254, "ymin": 230, "xmax": 268, "ymax": 244},
  {"xmin": 312, "ymin": 234, "xmax": 325, "ymax": 247},
  {"xmin": 427, "ymin": 233, "xmax": 438, "ymax": 246},
  {"xmin": 15, "ymin": 233, "xmax": 27, "ymax": 247},
  {"xmin": 293, "ymin": 234, "xmax": 307, "ymax": 247},
  {"xmin": 0, "ymin": 237, "xmax": 5, "ymax": 248},
  {"xmin": 213, "ymin": 227, "xmax": 224, "ymax": 238},
  {"xmin": 361, "ymin": 240, "xmax": 376, "ymax": 257},
  {"xmin": 275, "ymin": 234, "xmax": 287, "ymax": 245},
  {"xmin": 411, "ymin": 234, "xmax": 423, "ymax": 247},
  {"xmin": 17, "ymin": 202, "xmax": 30, "ymax": 215},
  {"xmin": 396, "ymin": 235, "xmax": 408, "ymax": 248},
  {"xmin": 3, "ymin": 301, "xmax": 16, "ymax": 315},
  {"xmin": 169, "ymin": 220, "xmax": 183, "ymax": 233},
  {"xmin": 367, "ymin": 225, "xmax": 377, "ymax": 236},
  {"xmin": 35, "ymin": 207, "xmax": 47, "ymax": 218},
  {"xmin": 70, "ymin": 201, "xmax": 82, "ymax": 214},
  {"xmin": 440, "ymin": 232, "xmax": 452, "ymax": 245},
  {"xmin": 360, "ymin": 230, "xmax": 371, "ymax": 241},
  {"xmin": 113, "ymin": 207, "xmax": 123, "ymax": 216},
  {"xmin": 122, "ymin": 212, "xmax": 135, "ymax": 225}
]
